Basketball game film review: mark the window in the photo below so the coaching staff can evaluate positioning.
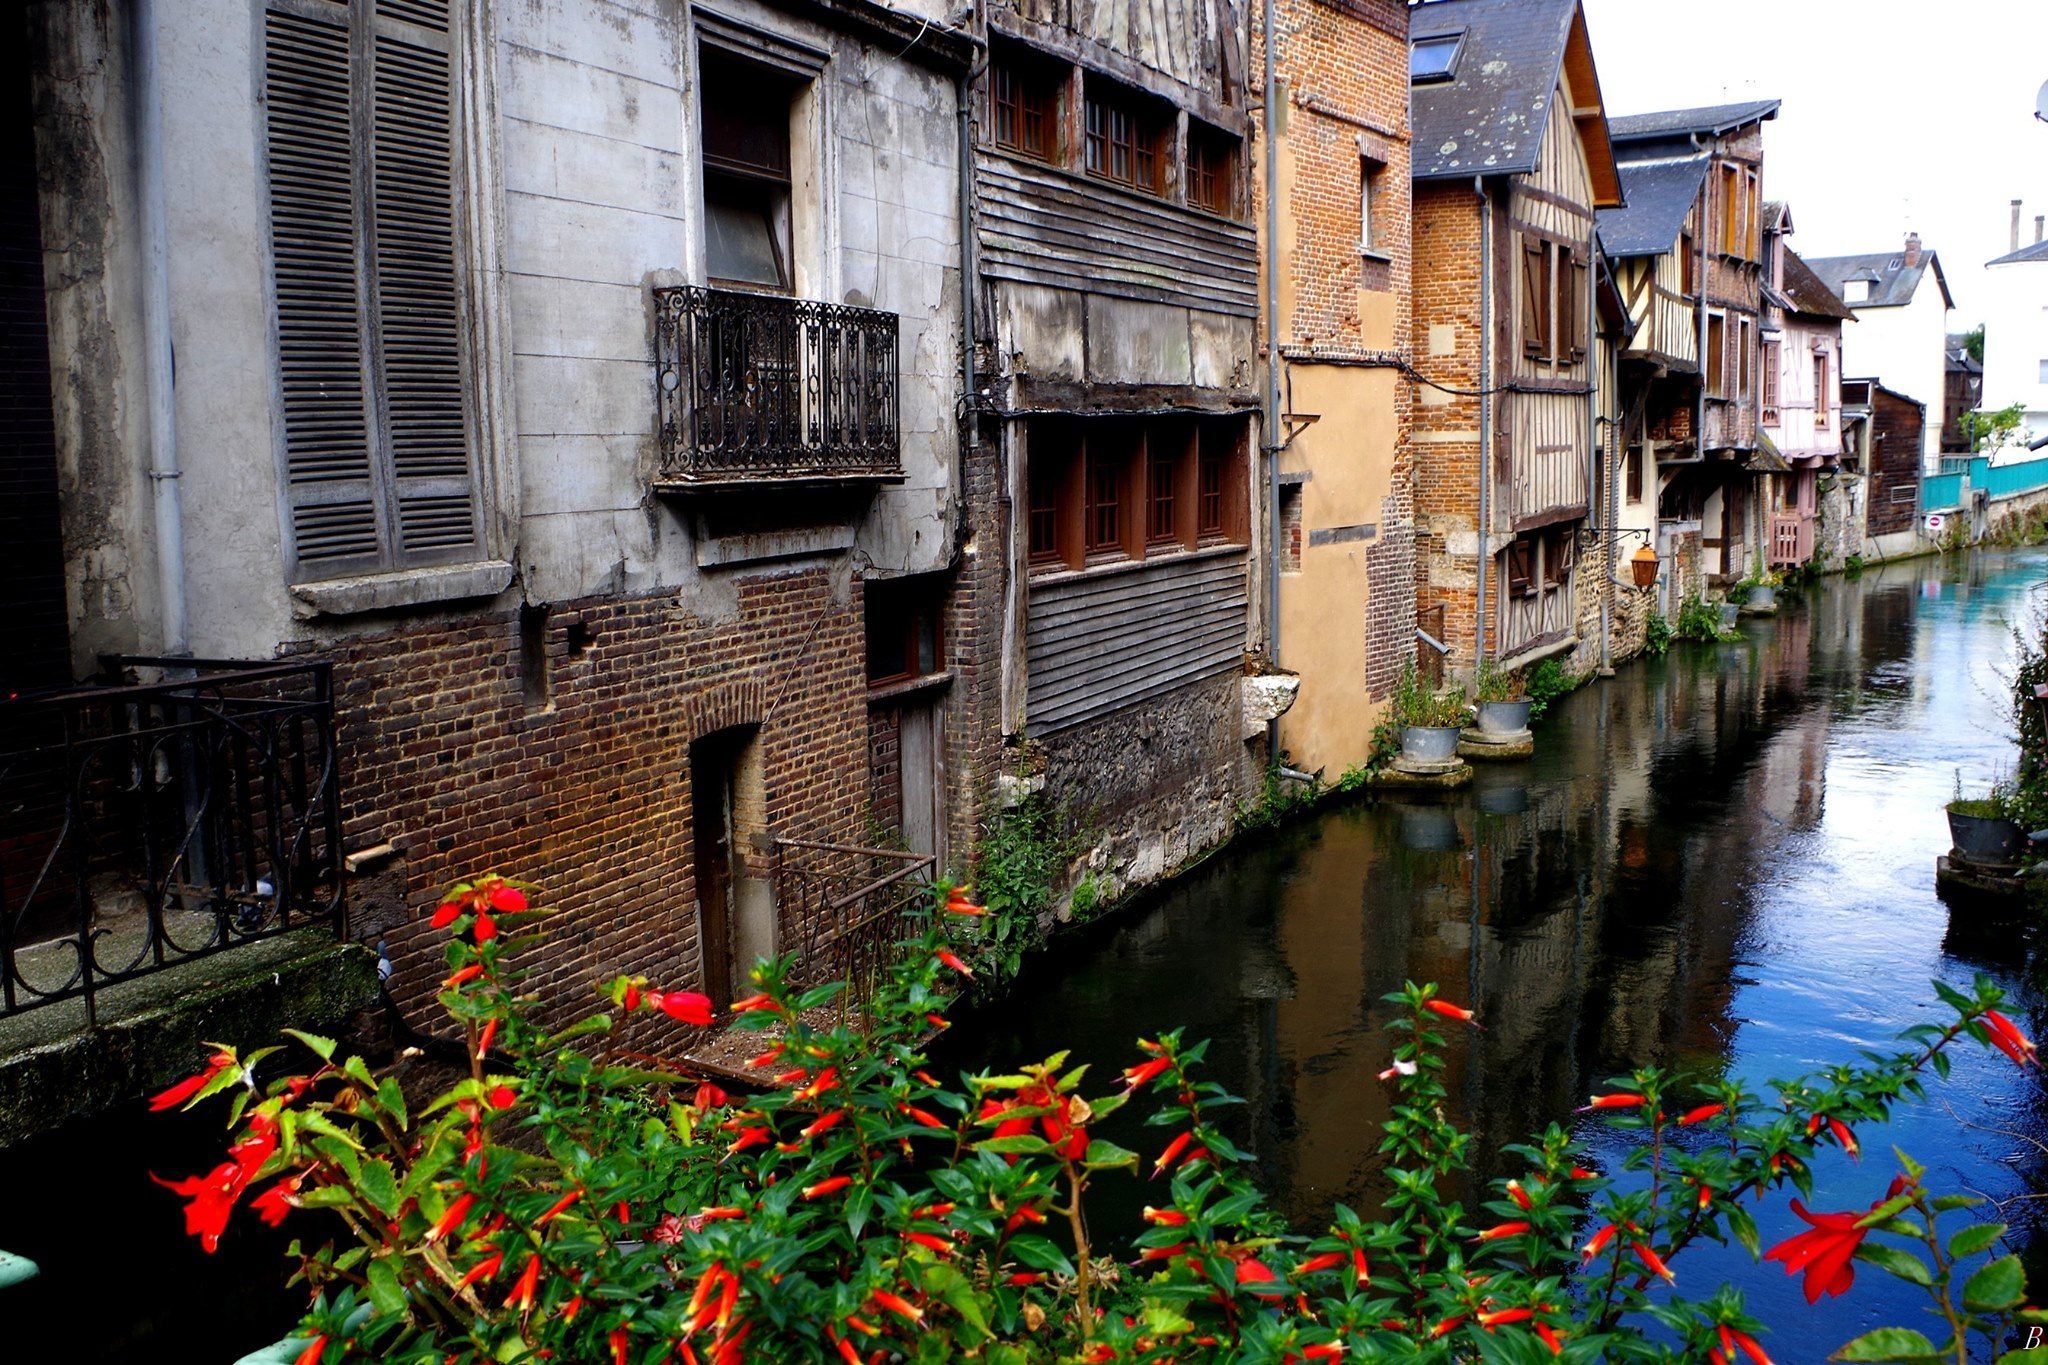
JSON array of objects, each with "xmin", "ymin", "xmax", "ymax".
[
  {"xmin": 261, "ymin": 0, "xmax": 484, "ymax": 580},
  {"xmin": 1085, "ymin": 78, "xmax": 1165, "ymax": 193},
  {"xmin": 700, "ymin": 56, "xmax": 796, "ymax": 291},
  {"xmin": 989, "ymin": 46, "xmax": 1061, "ymax": 161},
  {"xmin": 1761, "ymin": 340, "xmax": 1782, "ymax": 420},
  {"xmin": 1626, "ymin": 444, "xmax": 1644, "ymax": 504},
  {"xmin": 1505, "ymin": 539, "xmax": 1537, "ymax": 597},
  {"xmin": 1720, "ymin": 164, "xmax": 1741, "ymax": 256},
  {"xmin": 2038, "ymin": 359, "xmax": 2048, "ymax": 385},
  {"xmin": 1409, "ymin": 33, "xmax": 1463, "ymax": 83},
  {"xmin": 1680, "ymin": 231, "xmax": 1696, "ymax": 296},
  {"xmin": 1186, "ymin": 122, "xmax": 1238, "ymax": 216},
  {"xmin": 1359, "ymin": 156, "xmax": 1385, "ymax": 253},
  {"xmin": 1706, "ymin": 313, "xmax": 1726, "ymax": 395},
  {"xmin": 865, "ymin": 575, "xmax": 946, "ymax": 687},
  {"xmin": 1028, "ymin": 418, "xmax": 1245, "ymax": 572},
  {"xmin": 1844, "ymin": 279, "xmax": 1872, "ymax": 305},
  {"xmin": 1737, "ymin": 318, "xmax": 1752, "ymax": 400},
  {"xmin": 1814, "ymin": 352, "xmax": 1831, "ymax": 425},
  {"xmin": 1521, "ymin": 236, "xmax": 1586, "ymax": 365}
]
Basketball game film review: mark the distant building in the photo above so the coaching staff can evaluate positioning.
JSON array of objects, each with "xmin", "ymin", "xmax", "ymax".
[
  {"xmin": 1806, "ymin": 236, "xmax": 1953, "ymax": 472},
  {"xmin": 1980, "ymin": 207, "xmax": 2048, "ymax": 455},
  {"xmin": 1942, "ymin": 335, "xmax": 1984, "ymax": 455},
  {"xmin": 1845, "ymin": 378, "xmax": 1926, "ymax": 555},
  {"xmin": 1759, "ymin": 204, "xmax": 1853, "ymax": 570}
]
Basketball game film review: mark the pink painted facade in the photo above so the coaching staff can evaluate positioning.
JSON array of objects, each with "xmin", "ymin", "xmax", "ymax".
[{"xmin": 1760, "ymin": 205, "xmax": 1851, "ymax": 566}]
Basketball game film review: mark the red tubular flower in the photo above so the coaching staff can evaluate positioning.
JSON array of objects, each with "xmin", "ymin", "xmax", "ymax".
[
  {"xmin": 730, "ymin": 993, "xmax": 777, "ymax": 1013},
  {"xmin": 458, "ymin": 1249, "xmax": 504, "ymax": 1289},
  {"xmin": 1535, "ymin": 1323, "xmax": 1565, "ymax": 1354},
  {"xmin": 153, "ymin": 1162, "xmax": 245, "ymax": 1253},
  {"xmin": 802, "ymin": 1176, "xmax": 853, "ymax": 1200},
  {"xmin": 1352, "ymin": 1248, "xmax": 1371, "ymax": 1287},
  {"xmin": 1569, "ymin": 1166, "xmax": 1598, "ymax": 1181},
  {"xmin": 1731, "ymin": 1329, "xmax": 1775, "ymax": 1365},
  {"xmin": 1006, "ymin": 1271, "xmax": 1046, "ymax": 1287},
  {"xmin": 443, "ymin": 963, "xmax": 486, "ymax": 989},
  {"xmin": 915, "ymin": 1202, "xmax": 955, "ymax": 1219},
  {"xmin": 726, "ymin": 1127, "xmax": 770, "ymax": 1155},
  {"xmin": 1422, "ymin": 998, "xmax": 1477, "ymax": 1027},
  {"xmin": 292, "ymin": 1334, "xmax": 327, "ymax": 1365},
  {"xmin": 1474, "ymin": 1221, "xmax": 1530, "ymax": 1241},
  {"xmin": 1580, "ymin": 1222, "xmax": 1620, "ymax": 1261},
  {"xmin": 934, "ymin": 948, "xmax": 974, "ymax": 977},
  {"xmin": 1427, "ymin": 1316, "xmax": 1467, "ymax": 1339},
  {"xmin": 1632, "ymin": 1241, "xmax": 1676, "ymax": 1284},
  {"xmin": 476, "ymin": 1017, "xmax": 499, "ymax": 1061},
  {"xmin": 903, "ymin": 1231, "xmax": 951, "ymax": 1254},
  {"xmin": 1142, "ymin": 1205, "xmax": 1188, "ymax": 1227},
  {"xmin": 1985, "ymin": 1010, "xmax": 2038, "ymax": 1066},
  {"xmin": 801, "ymin": 1111, "xmax": 846, "ymax": 1140},
  {"xmin": 1827, "ymin": 1118, "xmax": 1860, "ymax": 1158},
  {"xmin": 898, "ymin": 1103, "xmax": 949, "ymax": 1131},
  {"xmin": 425, "ymin": 1193, "xmax": 477, "ymax": 1244},
  {"xmin": 744, "ymin": 1045, "xmax": 784, "ymax": 1070},
  {"xmin": 535, "ymin": 1188, "xmax": 581, "ymax": 1226},
  {"xmin": 943, "ymin": 891, "xmax": 987, "ymax": 917},
  {"xmin": 794, "ymin": 1068, "xmax": 841, "ymax": 1102},
  {"xmin": 827, "ymin": 1330, "xmax": 863, "ymax": 1365},
  {"xmin": 692, "ymin": 1082, "xmax": 730, "ymax": 1112},
  {"xmin": 1293, "ymin": 1252, "xmax": 1346, "ymax": 1276},
  {"xmin": 251, "ymin": 1174, "xmax": 303, "ymax": 1228},
  {"xmin": 924, "ymin": 1012, "xmax": 951, "ymax": 1030},
  {"xmin": 609, "ymin": 1326, "xmax": 630, "ymax": 1365},
  {"xmin": 1152, "ymin": 1130, "xmax": 1194, "ymax": 1175},
  {"xmin": 1234, "ymin": 1258, "xmax": 1279, "ymax": 1292},
  {"xmin": 1696, "ymin": 1183, "xmax": 1715, "ymax": 1211},
  {"xmin": 648, "ymin": 990, "xmax": 715, "ymax": 1027},
  {"xmin": 1122, "ymin": 1056, "xmax": 1172, "ymax": 1090},
  {"xmin": 1578, "ymin": 1092, "xmax": 1646, "ymax": 1112},
  {"xmin": 1478, "ymin": 1307, "xmax": 1533, "ymax": 1328},
  {"xmin": 872, "ymin": 1290, "xmax": 924, "ymax": 1324},
  {"xmin": 1676, "ymin": 1102, "xmax": 1725, "ymax": 1126},
  {"xmin": 1298, "ymin": 1343, "xmax": 1343, "ymax": 1361},
  {"xmin": 1505, "ymin": 1179, "xmax": 1533, "ymax": 1211},
  {"xmin": 1764, "ymin": 1200, "xmax": 1868, "ymax": 1302},
  {"xmin": 1136, "ymin": 1242, "xmax": 1187, "ymax": 1263},
  {"xmin": 504, "ymin": 1254, "xmax": 543, "ymax": 1312},
  {"xmin": 150, "ymin": 1052, "xmax": 236, "ymax": 1112}
]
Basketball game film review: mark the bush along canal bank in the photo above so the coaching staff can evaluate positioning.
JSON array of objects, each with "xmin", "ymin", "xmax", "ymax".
[{"xmin": 945, "ymin": 546, "xmax": 2048, "ymax": 1351}]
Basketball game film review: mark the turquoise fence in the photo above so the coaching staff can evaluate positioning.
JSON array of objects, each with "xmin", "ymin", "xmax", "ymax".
[{"xmin": 1921, "ymin": 455, "xmax": 2048, "ymax": 512}]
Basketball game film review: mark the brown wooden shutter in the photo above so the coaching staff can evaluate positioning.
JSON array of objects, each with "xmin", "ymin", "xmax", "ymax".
[
  {"xmin": 367, "ymin": 0, "xmax": 479, "ymax": 563},
  {"xmin": 1567, "ymin": 248, "xmax": 1589, "ymax": 360},
  {"xmin": 265, "ymin": 2, "xmax": 382, "ymax": 568},
  {"xmin": 1522, "ymin": 238, "xmax": 1548, "ymax": 359}
]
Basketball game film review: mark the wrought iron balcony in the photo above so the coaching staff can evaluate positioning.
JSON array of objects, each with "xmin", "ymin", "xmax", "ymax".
[
  {"xmin": 653, "ymin": 286, "xmax": 901, "ymax": 487},
  {"xmin": 0, "ymin": 657, "xmax": 344, "ymax": 1022}
]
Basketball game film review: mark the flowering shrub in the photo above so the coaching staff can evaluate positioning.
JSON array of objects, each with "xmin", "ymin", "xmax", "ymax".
[{"xmin": 154, "ymin": 876, "xmax": 2043, "ymax": 1363}]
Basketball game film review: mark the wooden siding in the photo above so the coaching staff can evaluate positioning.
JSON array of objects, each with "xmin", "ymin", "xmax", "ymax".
[
  {"xmin": 978, "ymin": 151, "xmax": 1259, "ymax": 316},
  {"xmin": 1024, "ymin": 547, "xmax": 1249, "ymax": 736},
  {"xmin": 1619, "ymin": 254, "xmax": 1698, "ymax": 370}
]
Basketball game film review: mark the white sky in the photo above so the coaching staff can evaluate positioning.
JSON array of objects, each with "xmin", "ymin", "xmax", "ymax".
[{"xmin": 1580, "ymin": 0, "xmax": 2048, "ymax": 327}]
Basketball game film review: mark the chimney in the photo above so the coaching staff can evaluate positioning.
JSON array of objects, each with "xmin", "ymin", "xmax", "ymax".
[
  {"xmin": 2036, "ymin": 216, "xmax": 2044, "ymax": 245},
  {"xmin": 2014, "ymin": 199, "xmax": 2024, "ymax": 254},
  {"xmin": 1904, "ymin": 231, "xmax": 1923, "ymax": 269}
]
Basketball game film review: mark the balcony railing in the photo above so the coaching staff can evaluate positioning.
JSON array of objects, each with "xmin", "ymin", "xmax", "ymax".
[
  {"xmin": 0, "ymin": 658, "xmax": 344, "ymax": 1022},
  {"xmin": 1769, "ymin": 511, "xmax": 1815, "ymax": 567},
  {"xmin": 773, "ymin": 838, "xmax": 933, "ymax": 1015},
  {"xmin": 653, "ymin": 286, "xmax": 901, "ymax": 486}
]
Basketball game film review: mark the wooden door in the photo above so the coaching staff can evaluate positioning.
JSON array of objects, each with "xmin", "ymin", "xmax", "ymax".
[{"xmin": 690, "ymin": 730, "xmax": 743, "ymax": 1010}]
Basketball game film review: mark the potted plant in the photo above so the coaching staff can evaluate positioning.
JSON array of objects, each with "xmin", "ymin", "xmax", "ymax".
[
  {"xmin": 1471, "ymin": 661, "xmax": 1532, "ymax": 737},
  {"xmin": 1390, "ymin": 667, "xmax": 1467, "ymax": 765},
  {"xmin": 1744, "ymin": 559, "xmax": 1782, "ymax": 611},
  {"xmin": 1945, "ymin": 772, "xmax": 2026, "ymax": 865}
]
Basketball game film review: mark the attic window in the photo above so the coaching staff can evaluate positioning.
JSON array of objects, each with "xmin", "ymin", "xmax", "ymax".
[
  {"xmin": 1409, "ymin": 34, "xmax": 1463, "ymax": 83},
  {"xmin": 1844, "ymin": 279, "xmax": 1872, "ymax": 304}
]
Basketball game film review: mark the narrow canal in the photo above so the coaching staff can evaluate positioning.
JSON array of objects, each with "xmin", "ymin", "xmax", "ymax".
[{"xmin": 953, "ymin": 548, "xmax": 2048, "ymax": 1353}]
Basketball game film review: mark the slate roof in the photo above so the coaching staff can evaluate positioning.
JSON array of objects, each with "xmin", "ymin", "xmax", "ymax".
[
  {"xmin": 1607, "ymin": 99, "xmax": 1782, "ymax": 146},
  {"xmin": 1988, "ymin": 238, "xmax": 2048, "ymax": 267},
  {"xmin": 1947, "ymin": 335, "xmax": 1983, "ymax": 375},
  {"xmin": 1410, "ymin": 0, "xmax": 1612, "ymax": 194},
  {"xmin": 1780, "ymin": 249, "xmax": 1856, "ymax": 322},
  {"xmin": 1596, "ymin": 153, "xmax": 1709, "ymax": 258},
  {"xmin": 1804, "ymin": 250, "xmax": 1954, "ymax": 311}
]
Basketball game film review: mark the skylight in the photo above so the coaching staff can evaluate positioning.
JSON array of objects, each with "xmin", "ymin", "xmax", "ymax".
[{"xmin": 1410, "ymin": 33, "xmax": 1463, "ymax": 83}]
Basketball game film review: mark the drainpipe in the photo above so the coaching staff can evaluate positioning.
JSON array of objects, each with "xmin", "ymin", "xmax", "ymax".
[
  {"xmin": 1692, "ymin": 136, "xmax": 1709, "ymax": 595},
  {"xmin": 136, "ymin": 0, "xmax": 189, "ymax": 661},
  {"xmin": 1475, "ymin": 177, "xmax": 1492, "ymax": 669},
  {"xmin": 1262, "ymin": 0, "xmax": 1282, "ymax": 688},
  {"xmin": 955, "ymin": 39, "xmax": 983, "ymax": 533}
]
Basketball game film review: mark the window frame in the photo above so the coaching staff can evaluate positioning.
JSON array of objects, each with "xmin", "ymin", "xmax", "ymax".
[
  {"xmin": 988, "ymin": 42, "xmax": 1063, "ymax": 163},
  {"xmin": 1083, "ymin": 76, "xmax": 1167, "ymax": 196},
  {"xmin": 1409, "ymin": 32, "xmax": 1464, "ymax": 84},
  {"xmin": 1027, "ymin": 417, "xmax": 1246, "ymax": 575},
  {"xmin": 1185, "ymin": 120, "xmax": 1240, "ymax": 217},
  {"xmin": 1813, "ymin": 351, "xmax": 1831, "ymax": 427},
  {"xmin": 1705, "ymin": 311, "xmax": 1727, "ymax": 396},
  {"xmin": 864, "ymin": 574, "xmax": 947, "ymax": 689},
  {"xmin": 1761, "ymin": 338, "xmax": 1782, "ymax": 422},
  {"xmin": 698, "ymin": 52, "xmax": 801, "ymax": 294}
]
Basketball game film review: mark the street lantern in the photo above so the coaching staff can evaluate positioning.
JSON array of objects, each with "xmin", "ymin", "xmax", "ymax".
[{"xmin": 1630, "ymin": 544, "xmax": 1659, "ymax": 588}]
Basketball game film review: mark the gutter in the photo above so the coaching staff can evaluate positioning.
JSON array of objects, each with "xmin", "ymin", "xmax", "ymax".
[
  {"xmin": 1475, "ymin": 176, "xmax": 1492, "ymax": 669},
  {"xmin": 1262, "ymin": 0, "xmax": 1282, "ymax": 726},
  {"xmin": 136, "ymin": 0, "xmax": 188, "ymax": 661}
]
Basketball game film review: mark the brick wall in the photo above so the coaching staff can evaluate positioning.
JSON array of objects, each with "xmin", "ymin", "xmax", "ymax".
[{"xmin": 329, "ymin": 565, "xmax": 872, "ymax": 1029}]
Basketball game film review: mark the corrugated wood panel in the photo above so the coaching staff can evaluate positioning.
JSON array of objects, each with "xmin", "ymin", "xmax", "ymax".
[
  {"xmin": 978, "ymin": 153, "xmax": 1258, "ymax": 317},
  {"xmin": 1024, "ymin": 549, "xmax": 1248, "ymax": 736}
]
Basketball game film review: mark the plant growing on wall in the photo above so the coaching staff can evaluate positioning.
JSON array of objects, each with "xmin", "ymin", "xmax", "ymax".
[
  {"xmin": 1643, "ymin": 612, "xmax": 1674, "ymax": 658},
  {"xmin": 156, "ymin": 875, "xmax": 2045, "ymax": 1364},
  {"xmin": 1676, "ymin": 593, "xmax": 1733, "ymax": 643}
]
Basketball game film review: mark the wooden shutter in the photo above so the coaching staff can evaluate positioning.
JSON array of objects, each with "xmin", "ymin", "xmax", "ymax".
[
  {"xmin": 368, "ymin": 0, "xmax": 478, "ymax": 562},
  {"xmin": 266, "ymin": 2, "xmax": 381, "ymax": 568},
  {"xmin": 1566, "ymin": 248, "xmax": 1589, "ymax": 360},
  {"xmin": 1522, "ymin": 238, "xmax": 1549, "ymax": 359},
  {"xmin": 264, "ymin": 0, "xmax": 478, "ymax": 578}
]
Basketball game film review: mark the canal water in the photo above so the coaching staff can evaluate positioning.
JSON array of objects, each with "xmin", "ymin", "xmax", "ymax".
[{"xmin": 951, "ymin": 548, "xmax": 2048, "ymax": 1355}]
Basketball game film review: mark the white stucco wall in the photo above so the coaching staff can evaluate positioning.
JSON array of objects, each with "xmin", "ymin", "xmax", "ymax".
[
  {"xmin": 61, "ymin": 0, "xmax": 964, "ymax": 664},
  {"xmin": 1837, "ymin": 285, "xmax": 1949, "ymax": 472},
  {"xmin": 1980, "ymin": 258, "xmax": 2048, "ymax": 455}
]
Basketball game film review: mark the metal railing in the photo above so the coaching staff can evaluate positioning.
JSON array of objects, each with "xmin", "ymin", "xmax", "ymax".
[
  {"xmin": 653, "ymin": 286, "xmax": 900, "ymax": 485},
  {"xmin": 773, "ymin": 838, "xmax": 934, "ymax": 1012},
  {"xmin": 0, "ymin": 657, "xmax": 344, "ymax": 1022}
]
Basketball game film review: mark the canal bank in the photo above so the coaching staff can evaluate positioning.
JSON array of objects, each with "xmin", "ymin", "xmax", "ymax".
[{"xmin": 948, "ymin": 547, "xmax": 2048, "ymax": 1347}]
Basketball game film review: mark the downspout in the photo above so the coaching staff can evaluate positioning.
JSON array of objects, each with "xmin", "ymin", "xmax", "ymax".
[
  {"xmin": 1475, "ymin": 176, "xmax": 1491, "ymax": 669},
  {"xmin": 1262, "ymin": 0, "xmax": 1282, "ymax": 686},
  {"xmin": 1691, "ymin": 133, "xmax": 1709, "ymax": 601},
  {"xmin": 1596, "ymin": 293, "xmax": 1613, "ymax": 675},
  {"xmin": 955, "ymin": 39, "xmax": 983, "ymax": 531},
  {"xmin": 136, "ymin": 0, "xmax": 188, "ymax": 660}
]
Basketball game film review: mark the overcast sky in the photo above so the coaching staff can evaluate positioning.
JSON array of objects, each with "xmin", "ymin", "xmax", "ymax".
[{"xmin": 1580, "ymin": 0, "xmax": 2048, "ymax": 327}]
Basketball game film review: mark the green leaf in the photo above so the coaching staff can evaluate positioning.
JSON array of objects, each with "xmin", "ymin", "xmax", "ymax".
[
  {"xmin": 1726, "ymin": 1204, "xmax": 1761, "ymax": 1260},
  {"xmin": 1930, "ymin": 1194, "xmax": 1983, "ymax": 1213},
  {"xmin": 1081, "ymin": 1140, "xmax": 1139, "ymax": 1172},
  {"xmin": 283, "ymin": 1029, "xmax": 337, "ymax": 1061},
  {"xmin": 366, "ymin": 1257, "xmax": 405, "ymax": 1316},
  {"xmin": 1963, "ymin": 1254, "xmax": 2027, "ymax": 1312},
  {"xmin": 1948, "ymin": 1222, "xmax": 2007, "ymax": 1258},
  {"xmin": 975, "ymin": 1134, "xmax": 1052, "ymax": 1156},
  {"xmin": 356, "ymin": 1158, "xmax": 401, "ymax": 1218},
  {"xmin": 1830, "ymin": 1327, "xmax": 1939, "ymax": 1361},
  {"xmin": 1007, "ymin": 1235, "xmax": 1074, "ymax": 1276},
  {"xmin": 1855, "ymin": 1244, "xmax": 1933, "ymax": 1287}
]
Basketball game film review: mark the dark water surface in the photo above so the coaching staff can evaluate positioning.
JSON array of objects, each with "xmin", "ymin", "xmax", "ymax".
[{"xmin": 949, "ymin": 549, "xmax": 2048, "ymax": 1359}]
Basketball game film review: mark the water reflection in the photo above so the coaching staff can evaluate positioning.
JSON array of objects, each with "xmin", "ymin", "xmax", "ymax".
[{"xmin": 949, "ymin": 549, "xmax": 2048, "ymax": 1345}]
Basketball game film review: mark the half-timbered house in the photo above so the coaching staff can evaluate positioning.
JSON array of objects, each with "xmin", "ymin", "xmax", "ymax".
[
  {"xmin": 1408, "ymin": 0, "xmax": 1622, "ymax": 671},
  {"xmin": 1760, "ymin": 204, "xmax": 1854, "ymax": 571}
]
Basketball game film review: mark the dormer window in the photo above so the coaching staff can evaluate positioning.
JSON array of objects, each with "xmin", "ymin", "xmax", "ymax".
[
  {"xmin": 1410, "ymin": 33, "xmax": 1463, "ymax": 83},
  {"xmin": 1844, "ymin": 279, "xmax": 1873, "ymax": 304}
]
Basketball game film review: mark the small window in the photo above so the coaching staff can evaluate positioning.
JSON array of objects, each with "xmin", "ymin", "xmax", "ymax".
[
  {"xmin": 1409, "ymin": 33, "xmax": 1462, "ymax": 83},
  {"xmin": 1360, "ymin": 156, "xmax": 1384, "ymax": 252},
  {"xmin": 1086, "ymin": 447, "xmax": 1125, "ymax": 552},
  {"xmin": 1814, "ymin": 353, "xmax": 1831, "ymax": 426},
  {"xmin": 1027, "ymin": 454, "xmax": 1065, "ymax": 565},
  {"xmin": 1844, "ymin": 279, "xmax": 1872, "ymax": 305},
  {"xmin": 1706, "ymin": 312, "xmax": 1726, "ymax": 395},
  {"xmin": 1198, "ymin": 449, "xmax": 1225, "ymax": 537},
  {"xmin": 865, "ymin": 575, "xmax": 946, "ymax": 687},
  {"xmin": 1187, "ymin": 122, "xmax": 1238, "ymax": 216},
  {"xmin": 700, "ymin": 56, "xmax": 797, "ymax": 291},
  {"xmin": 1679, "ymin": 231, "xmax": 1696, "ymax": 296},
  {"xmin": 1505, "ymin": 539, "xmax": 1536, "ymax": 597},
  {"xmin": 1084, "ymin": 79, "xmax": 1165, "ymax": 194},
  {"xmin": 989, "ymin": 45, "xmax": 1062, "ymax": 161},
  {"xmin": 1147, "ymin": 449, "xmax": 1179, "ymax": 544},
  {"xmin": 1761, "ymin": 340, "xmax": 1782, "ymax": 420},
  {"xmin": 2038, "ymin": 359, "xmax": 2048, "ymax": 385}
]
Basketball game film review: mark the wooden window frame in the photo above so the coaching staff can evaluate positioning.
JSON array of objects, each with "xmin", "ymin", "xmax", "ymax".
[
  {"xmin": 864, "ymin": 574, "xmax": 947, "ymax": 689},
  {"xmin": 1761, "ymin": 339, "xmax": 1781, "ymax": 421},
  {"xmin": 1186, "ymin": 121, "xmax": 1239, "ymax": 217},
  {"xmin": 988, "ymin": 43, "xmax": 1063, "ymax": 163},
  {"xmin": 1084, "ymin": 77, "xmax": 1166, "ymax": 196},
  {"xmin": 1680, "ymin": 230, "xmax": 1697, "ymax": 296},
  {"xmin": 1028, "ymin": 417, "xmax": 1244, "ymax": 575},
  {"xmin": 1813, "ymin": 351, "xmax": 1831, "ymax": 428},
  {"xmin": 699, "ymin": 55, "xmax": 799, "ymax": 294},
  {"xmin": 1705, "ymin": 311, "xmax": 1726, "ymax": 397},
  {"xmin": 1736, "ymin": 317, "xmax": 1752, "ymax": 402}
]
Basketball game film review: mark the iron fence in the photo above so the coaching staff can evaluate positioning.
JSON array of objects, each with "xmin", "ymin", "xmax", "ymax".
[
  {"xmin": 773, "ymin": 838, "xmax": 934, "ymax": 1013},
  {"xmin": 653, "ymin": 286, "xmax": 900, "ymax": 484},
  {"xmin": 0, "ymin": 657, "xmax": 344, "ymax": 1022}
]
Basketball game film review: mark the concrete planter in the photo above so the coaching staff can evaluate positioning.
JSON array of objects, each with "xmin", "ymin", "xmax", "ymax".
[
  {"xmin": 1474, "ymin": 699, "xmax": 1532, "ymax": 736},
  {"xmin": 1746, "ymin": 584, "xmax": 1778, "ymax": 611},
  {"xmin": 1717, "ymin": 601, "xmax": 1741, "ymax": 631},
  {"xmin": 1946, "ymin": 807, "xmax": 2025, "ymax": 865},
  {"xmin": 1399, "ymin": 726, "xmax": 1462, "ymax": 765}
]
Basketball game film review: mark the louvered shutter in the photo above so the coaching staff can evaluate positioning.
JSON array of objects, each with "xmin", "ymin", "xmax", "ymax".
[
  {"xmin": 265, "ymin": 2, "xmax": 382, "ymax": 568},
  {"xmin": 367, "ymin": 0, "xmax": 479, "ymax": 563},
  {"xmin": 1567, "ymin": 248, "xmax": 1589, "ymax": 361},
  {"xmin": 1522, "ymin": 238, "xmax": 1549, "ymax": 360},
  {"xmin": 263, "ymin": 0, "xmax": 478, "ymax": 579}
]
